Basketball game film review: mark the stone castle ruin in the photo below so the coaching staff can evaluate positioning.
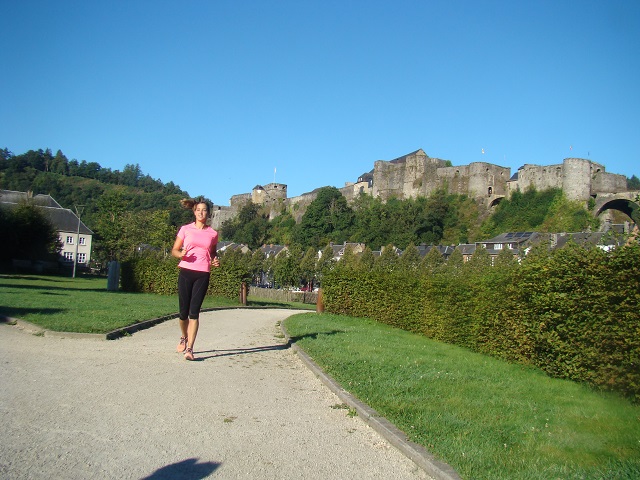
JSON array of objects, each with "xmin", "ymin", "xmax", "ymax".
[{"xmin": 211, "ymin": 149, "xmax": 634, "ymax": 230}]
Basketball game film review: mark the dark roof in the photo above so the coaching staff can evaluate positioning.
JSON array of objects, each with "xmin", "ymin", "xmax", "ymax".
[
  {"xmin": 551, "ymin": 232, "xmax": 625, "ymax": 249},
  {"xmin": 0, "ymin": 189, "xmax": 62, "ymax": 208},
  {"xmin": 329, "ymin": 242, "xmax": 364, "ymax": 257},
  {"xmin": 457, "ymin": 244, "xmax": 476, "ymax": 255},
  {"xmin": 357, "ymin": 171, "xmax": 374, "ymax": 183},
  {"xmin": 218, "ymin": 241, "xmax": 249, "ymax": 253},
  {"xmin": 42, "ymin": 206, "xmax": 93, "ymax": 234},
  {"xmin": 260, "ymin": 244, "xmax": 287, "ymax": 258},
  {"xmin": 481, "ymin": 232, "xmax": 538, "ymax": 245},
  {"xmin": 388, "ymin": 149, "xmax": 426, "ymax": 165},
  {"xmin": 416, "ymin": 245, "xmax": 453, "ymax": 257},
  {"xmin": 0, "ymin": 202, "xmax": 93, "ymax": 235}
]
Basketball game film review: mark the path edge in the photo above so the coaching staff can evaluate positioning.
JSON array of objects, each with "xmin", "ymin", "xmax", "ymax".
[{"xmin": 280, "ymin": 321, "xmax": 462, "ymax": 480}]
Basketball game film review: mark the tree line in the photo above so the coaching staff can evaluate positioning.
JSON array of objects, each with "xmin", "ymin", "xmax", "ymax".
[
  {"xmin": 0, "ymin": 148, "xmax": 207, "ymax": 267},
  {"xmin": 1, "ymin": 146, "xmax": 638, "ymax": 270},
  {"xmin": 222, "ymin": 185, "xmax": 610, "ymax": 251}
]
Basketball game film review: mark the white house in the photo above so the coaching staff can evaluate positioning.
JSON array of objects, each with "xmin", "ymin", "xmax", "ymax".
[{"xmin": 0, "ymin": 190, "xmax": 93, "ymax": 269}]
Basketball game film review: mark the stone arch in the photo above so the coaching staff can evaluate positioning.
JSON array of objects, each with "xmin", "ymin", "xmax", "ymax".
[
  {"xmin": 595, "ymin": 196, "xmax": 639, "ymax": 223},
  {"xmin": 489, "ymin": 196, "xmax": 504, "ymax": 208}
]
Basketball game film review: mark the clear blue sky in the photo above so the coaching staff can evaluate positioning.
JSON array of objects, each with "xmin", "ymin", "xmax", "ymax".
[{"xmin": 2, "ymin": 0, "xmax": 639, "ymax": 206}]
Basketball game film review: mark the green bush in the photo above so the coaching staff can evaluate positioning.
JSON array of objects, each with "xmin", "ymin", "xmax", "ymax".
[
  {"xmin": 121, "ymin": 254, "xmax": 179, "ymax": 294},
  {"xmin": 321, "ymin": 243, "xmax": 640, "ymax": 401},
  {"xmin": 121, "ymin": 253, "xmax": 246, "ymax": 301}
]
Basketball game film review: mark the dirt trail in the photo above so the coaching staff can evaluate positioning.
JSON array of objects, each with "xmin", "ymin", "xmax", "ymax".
[{"xmin": 0, "ymin": 309, "xmax": 434, "ymax": 479}]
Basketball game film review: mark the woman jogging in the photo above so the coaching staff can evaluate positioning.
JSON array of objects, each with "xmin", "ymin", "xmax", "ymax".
[{"xmin": 171, "ymin": 197, "xmax": 220, "ymax": 361}]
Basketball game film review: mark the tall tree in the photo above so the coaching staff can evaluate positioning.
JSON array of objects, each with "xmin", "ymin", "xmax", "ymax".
[
  {"xmin": 419, "ymin": 246, "xmax": 445, "ymax": 273},
  {"xmin": 293, "ymin": 187, "xmax": 354, "ymax": 248},
  {"xmin": 299, "ymin": 247, "xmax": 319, "ymax": 289},
  {"xmin": 0, "ymin": 202, "xmax": 60, "ymax": 263},
  {"xmin": 627, "ymin": 175, "xmax": 640, "ymax": 190},
  {"xmin": 375, "ymin": 244, "xmax": 398, "ymax": 272},
  {"xmin": 398, "ymin": 242, "xmax": 421, "ymax": 272},
  {"xmin": 359, "ymin": 246, "xmax": 376, "ymax": 270},
  {"xmin": 316, "ymin": 245, "xmax": 336, "ymax": 285},
  {"xmin": 93, "ymin": 191, "xmax": 130, "ymax": 262},
  {"xmin": 273, "ymin": 244, "xmax": 303, "ymax": 287}
]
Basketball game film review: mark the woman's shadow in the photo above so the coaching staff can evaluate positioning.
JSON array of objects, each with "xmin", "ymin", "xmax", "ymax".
[
  {"xmin": 195, "ymin": 343, "xmax": 290, "ymax": 361},
  {"xmin": 142, "ymin": 458, "xmax": 220, "ymax": 479},
  {"xmin": 193, "ymin": 330, "xmax": 343, "ymax": 361}
]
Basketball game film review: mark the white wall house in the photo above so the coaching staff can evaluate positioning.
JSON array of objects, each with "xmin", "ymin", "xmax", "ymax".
[
  {"xmin": 44, "ymin": 205, "xmax": 93, "ymax": 267},
  {"xmin": 0, "ymin": 190, "xmax": 93, "ymax": 269}
]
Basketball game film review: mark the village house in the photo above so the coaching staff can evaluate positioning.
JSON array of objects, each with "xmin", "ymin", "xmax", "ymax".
[{"xmin": 0, "ymin": 190, "xmax": 93, "ymax": 272}]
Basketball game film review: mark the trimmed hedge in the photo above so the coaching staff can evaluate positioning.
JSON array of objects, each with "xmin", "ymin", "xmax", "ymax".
[
  {"xmin": 121, "ymin": 255, "xmax": 246, "ymax": 300},
  {"xmin": 322, "ymin": 243, "xmax": 640, "ymax": 401},
  {"xmin": 121, "ymin": 255, "xmax": 179, "ymax": 295}
]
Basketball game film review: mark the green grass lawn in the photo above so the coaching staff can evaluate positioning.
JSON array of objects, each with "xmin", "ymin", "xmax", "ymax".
[
  {"xmin": 284, "ymin": 312, "xmax": 640, "ymax": 480},
  {"xmin": 0, "ymin": 273, "xmax": 313, "ymax": 333},
  {"xmin": 0, "ymin": 273, "xmax": 257, "ymax": 333}
]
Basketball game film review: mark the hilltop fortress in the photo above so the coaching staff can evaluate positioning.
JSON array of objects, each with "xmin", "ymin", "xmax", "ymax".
[{"xmin": 211, "ymin": 149, "xmax": 629, "ymax": 229}]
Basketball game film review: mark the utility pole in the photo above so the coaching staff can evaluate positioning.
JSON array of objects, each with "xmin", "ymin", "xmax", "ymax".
[{"xmin": 72, "ymin": 205, "xmax": 85, "ymax": 278}]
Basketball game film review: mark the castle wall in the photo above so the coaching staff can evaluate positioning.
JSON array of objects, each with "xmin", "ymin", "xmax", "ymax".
[
  {"xmin": 468, "ymin": 162, "xmax": 510, "ymax": 197},
  {"xmin": 230, "ymin": 193, "xmax": 251, "ymax": 209},
  {"xmin": 562, "ymin": 158, "xmax": 592, "ymax": 201},
  {"xmin": 338, "ymin": 182, "xmax": 373, "ymax": 203},
  {"xmin": 437, "ymin": 165, "xmax": 471, "ymax": 196},
  {"xmin": 401, "ymin": 152, "xmax": 428, "ymax": 198},
  {"xmin": 591, "ymin": 168, "xmax": 627, "ymax": 194},
  {"xmin": 372, "ymin": 151, "xmax": 450, "ymax": 201},
  {"xmin": 223, "ymin": 150, "xmax": 630, "ymax": 229},
  {"xmin": 210, "ymin": 206, "xmax": 236, "ymax": 231},
  {"xmin": 373, "ymin": 159, "xmax": 405, "ymax": 201},
  {"xmin": 515, "ymin": 163, "xmax": 564, "ymax": 194},
  {"xmin": 506, "ymin": 158, "xmax": 626, "ymax": 202},
  {"xmin": 252, "ymin": 183, "xmax": 287, "ymax": 205},
  {"xmin": 286, "ymin": 191, "xmax": 318, "ymax": 222}
]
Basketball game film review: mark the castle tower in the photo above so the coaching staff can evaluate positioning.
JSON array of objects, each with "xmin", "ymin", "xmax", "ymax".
[
  {"xmin": 252, "ymin": 183, "xmax": 287, "ymax": 205},
  {"xmin": 562, "ymin": 158, "xmax": 593, "ymax": 201}
]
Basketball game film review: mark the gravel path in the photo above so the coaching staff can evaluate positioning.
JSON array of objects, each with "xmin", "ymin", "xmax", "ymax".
[{"xmin": 0, "ymin": 309, "xmax": 435, "ymax": 479}]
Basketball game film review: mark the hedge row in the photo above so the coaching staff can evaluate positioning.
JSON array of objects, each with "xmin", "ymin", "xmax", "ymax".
[
  {"xmin": 322, "ymin": 243, "xmax": 640, "ymax": 401},
  {"xmin": 120, "ymin": 255, "xmax": 246, "ymax": 300}
]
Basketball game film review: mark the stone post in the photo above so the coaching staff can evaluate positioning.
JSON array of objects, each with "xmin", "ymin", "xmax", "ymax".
[
  {"xmin": 240, "ymin": 282, "xmax": 247, "ymax": 306},
  {"xmin": 316, "ymin": 288, "xmax": 324, "ymax": 313},
  {"xmin": 107, "ymin": 261, "xmax": 120, "ymax": 292}
]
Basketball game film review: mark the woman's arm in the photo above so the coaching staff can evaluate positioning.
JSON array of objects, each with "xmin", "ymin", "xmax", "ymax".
[
  {"xmin": 171, "ymin": 236, "xmax": 185, "ymax": 259},
  {"xmin": 210, "ymin": 243, "xmax": 220, "ymax": 268}
]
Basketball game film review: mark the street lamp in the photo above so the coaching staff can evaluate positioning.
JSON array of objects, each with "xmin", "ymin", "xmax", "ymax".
[{"xmin": 72, "ymin": 205, "xmax": 85, "ymax": 279}]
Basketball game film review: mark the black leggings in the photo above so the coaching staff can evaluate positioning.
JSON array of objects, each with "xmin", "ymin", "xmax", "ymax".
[{"xmin": 178, "ymin": 268, "xmax": 210, "ymax": 320}]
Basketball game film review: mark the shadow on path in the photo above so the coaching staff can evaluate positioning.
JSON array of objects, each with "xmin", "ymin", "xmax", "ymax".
[
  {"xmin": 141, "ymin": 458, "xmax": 221, "ymax": 480},
  {"xmin": 194, "ymin": 343, "xmax": 290, "ymax": 361}
]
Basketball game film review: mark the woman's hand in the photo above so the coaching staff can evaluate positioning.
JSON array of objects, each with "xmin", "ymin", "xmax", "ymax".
[{"xmin": 211, "ymin": 256, "xmax": 220, "ymax": 268}]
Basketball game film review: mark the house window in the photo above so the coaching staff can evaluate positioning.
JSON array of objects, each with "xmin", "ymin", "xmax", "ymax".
[
  {"xmin": 66, "ymin": 236, "xmax": 74, "ymax": 244},
  {"xmin": 79, "ymin": 237, "xmax": 86, "ymax": 246},
  {"xmin": 495, "ymin": 244, "xmax": 503, "ymax": 250},
  {"xmin": 78, "ymin": 253, "xmax": 87, "ymax": 264},
  {"xmin": 64, "ymin": 252, "xmax": 74, "ymax": 261}
]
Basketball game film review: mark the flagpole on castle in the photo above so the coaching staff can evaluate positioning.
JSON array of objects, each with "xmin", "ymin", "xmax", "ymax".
[{"xmin": 274, "ymin": 167, "xmax": 276, "ymax": 184}]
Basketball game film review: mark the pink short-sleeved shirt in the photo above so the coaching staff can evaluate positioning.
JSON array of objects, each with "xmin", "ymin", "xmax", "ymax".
[{"xmin": 176, "ymin": 223, "xmax": 219, "ymax": 272}]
